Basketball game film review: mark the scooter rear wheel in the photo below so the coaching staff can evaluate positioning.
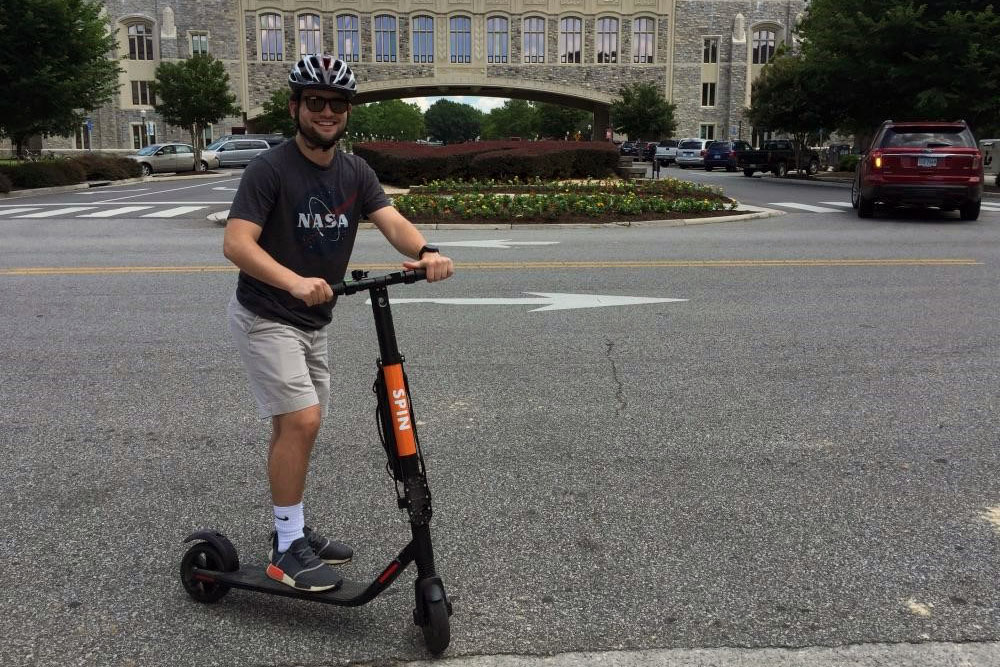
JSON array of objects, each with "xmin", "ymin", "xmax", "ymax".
[
  {"xmin": 419, "ymin": 584, "xmax": 451, "ymax": 655},
  {"xmin": 180, "ymin": 542, "xmax": 232, "ymax": 603}
]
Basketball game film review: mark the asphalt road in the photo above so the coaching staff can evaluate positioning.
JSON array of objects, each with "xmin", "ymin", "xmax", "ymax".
[{"xmin": 1, "ymin": 170, "xmax": 998, "ymax": 666}]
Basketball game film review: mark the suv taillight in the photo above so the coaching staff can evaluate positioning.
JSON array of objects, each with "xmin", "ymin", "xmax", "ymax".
[
  {"xmin": 972, "ymin": 151, "xmax": 982, "ymax": 170},
  {"xmin": 700, "ymin": 149, "xmax": 706, "ymax": 157},
  {"xmin": 870, "ymin": 150, "xmax": 884, "ymax": 169}
]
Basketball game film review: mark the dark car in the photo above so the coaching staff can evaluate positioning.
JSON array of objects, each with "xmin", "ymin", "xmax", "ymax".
[
  {"xmin": 704, "ymin": 140, "xmax": 752, "ymax": 172},
  {"xmin": 619, "ymin": 141, "xmax": 639, "ymax": 156},
  {"xmin": 851, "ymin": 120, "xmax": 984, "ymax": 220},
  {"xmin": 641, "ymin": 141, "xmax": 658, "ymax": 161}
]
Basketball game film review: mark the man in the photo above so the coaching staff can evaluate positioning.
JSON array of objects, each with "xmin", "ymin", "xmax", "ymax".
[{"xmin": 223, "ymin": 55, "xmax": 454, "ymax": 592}]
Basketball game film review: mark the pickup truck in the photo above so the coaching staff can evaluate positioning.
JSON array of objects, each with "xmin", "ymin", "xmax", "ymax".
[
  {"xmin": 654, "ymin": 139, "xmax": 679, "ymax": 166},
  {"xmin": 737, "ymin": 139, "xmax": 821, "ymax": 177}
]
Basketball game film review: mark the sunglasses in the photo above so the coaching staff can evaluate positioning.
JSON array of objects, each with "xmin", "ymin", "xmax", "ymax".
[{"xmin": 301, "ymin": 96, "xmax": 350, "ymax": 113}]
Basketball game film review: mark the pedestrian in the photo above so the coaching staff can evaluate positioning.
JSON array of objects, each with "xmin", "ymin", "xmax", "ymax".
[
  {"xmin": 222, "ymin": 54, "xmax": 454, "ymax": 593},
  {"xmin": 652, "ymin": 156, "xmax": 661, "ymax": 179}
]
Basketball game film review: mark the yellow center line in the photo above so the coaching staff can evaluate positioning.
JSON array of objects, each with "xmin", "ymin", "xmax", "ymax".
[{"xmin": 0, "ymin": 258, "xmax": 982, "ymax": 276}]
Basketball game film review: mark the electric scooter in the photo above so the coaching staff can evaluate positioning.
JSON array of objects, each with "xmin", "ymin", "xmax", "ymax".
[{"xmin": 179, "ymin": 269, "xmax": 453, "ymax": 655}]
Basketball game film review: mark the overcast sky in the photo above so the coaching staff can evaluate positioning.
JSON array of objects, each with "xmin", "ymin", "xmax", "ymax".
[{"xmin": 408, "ymin": 96, "xmax": 509, "ymax": 113}]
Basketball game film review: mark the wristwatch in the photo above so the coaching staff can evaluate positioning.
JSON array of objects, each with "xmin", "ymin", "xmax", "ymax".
[{"xmin": 418, "ymin": 244, "xmax": 440, "ymax": 259}]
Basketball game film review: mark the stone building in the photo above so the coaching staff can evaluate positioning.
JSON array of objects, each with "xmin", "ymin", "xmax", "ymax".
[{"xmin": 43, "ymin": 0, "xmax": 805, "ymax": 152}]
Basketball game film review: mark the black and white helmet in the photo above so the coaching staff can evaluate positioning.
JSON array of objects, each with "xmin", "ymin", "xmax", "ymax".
[{"xmin": 288, "ymin": 54, "xmax": 357, "ymax": 98}]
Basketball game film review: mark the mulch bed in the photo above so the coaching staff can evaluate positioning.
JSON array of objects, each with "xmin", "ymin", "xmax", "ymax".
[{"xmin": 406, "ymin": 208, "xmax": 747, "ymax": 225}]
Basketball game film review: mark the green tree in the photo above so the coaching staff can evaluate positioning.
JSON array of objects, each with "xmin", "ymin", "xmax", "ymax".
[
  {"xmin": 0, "ymin": 0, "xmax": 121, "ymax": 157},
  {"xmin": 151, "ymin": 55, "xmax": 240, "ymax": 168},
  {"xmin": 537, "ymin": 103, "xmax": 591, "ymax": 140},
  {"xmin": 255, "ymin": 88, "xmax": 295, "ymax": 137},
  {"xmin": 481, "ymin": 99, "xmax": 538, "ymax": 139},
  {"xmin": 348, "ymin": 99, "xmax": 425, "ymax": 141},
  {"xmin": 424, "ymin": 99, "xmax": 482, "ymax": 144},
  {"xmin": 745, "ymin": 49, "xmax": 836, "ymax": 175},
  {"xmin": 609, "ymin": 82, "xmax": 677, "ymax": 141},
  {"xmin": 798, "ymin": 0, "xmax": 1000, "ymax": 141}
]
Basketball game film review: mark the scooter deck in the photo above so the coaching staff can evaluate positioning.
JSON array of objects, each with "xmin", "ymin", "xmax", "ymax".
[{"xmin": 196, "ymin": 565, "xmax": 379, "ymax": 606}]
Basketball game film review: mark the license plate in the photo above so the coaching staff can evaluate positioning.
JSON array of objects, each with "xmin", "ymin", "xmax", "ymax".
[
  {"xmin": 917, "ymin": 157, "xmax": 938, "ymax": 167},
  {"xmin": 711, "ymin": 154, "xmax": 720, "ymax": 159}
]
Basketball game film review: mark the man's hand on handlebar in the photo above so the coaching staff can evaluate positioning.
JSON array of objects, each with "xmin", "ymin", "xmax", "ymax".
[
  {"xmin": 291, "ymin": 276, "xmax": 334, "ymax": 306},
  {"xmin": 403, "ymin": 252, "xmax": 454, "ymax": 283}
]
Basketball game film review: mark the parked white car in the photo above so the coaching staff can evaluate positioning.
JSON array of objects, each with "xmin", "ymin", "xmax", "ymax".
[{"xmin": 675, "ymin": 138, "xmax": 709, "ymax": 168}]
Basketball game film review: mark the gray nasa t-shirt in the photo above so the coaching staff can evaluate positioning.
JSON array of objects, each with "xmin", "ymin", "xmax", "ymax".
[{"xmin": 229, "ymin": 140, "xmax": 390, "ymax": 330}]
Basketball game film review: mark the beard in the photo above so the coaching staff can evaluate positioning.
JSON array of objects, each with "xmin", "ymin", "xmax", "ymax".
[{"xmin": 296, "ymin": 107, "xmax": 349, "ymax": 151}]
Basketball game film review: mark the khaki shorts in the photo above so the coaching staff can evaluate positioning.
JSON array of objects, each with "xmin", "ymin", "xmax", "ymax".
[{"xmin": 228, "ymin": 294, "xmax": 330, "ymax": 419}]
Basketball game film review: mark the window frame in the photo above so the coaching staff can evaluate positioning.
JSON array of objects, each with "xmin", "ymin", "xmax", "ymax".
[
  {"xmin": 699, "ymin": 124, "xmax": 716, "ymax": 140},
  {"xmin": 449, "ymin": 15, "xmax": 472, "ymax": 64},
  {"xmin": 335, "ymin": 14, "xmax": 360, "ymax": 63},
  {"xmin": 297, "ymin": 13, "xmax": 322, "ymax": 57},
  {"xmin": 632, "ymin": 16, "xmax": 655, "ymax": 64},
  {"xmin": 412, "ymin": 15, "xmax": 434, "ymax": 64},
  {"xmin": 523, "ymin": 16, "xmax": 545, "ymax": 64},
  {"xmin": 131, "ymin": 123, "xmax": 156, "ymax": 149},
  {"xmin": 486, "ymin": 16, "xmax": 509, "ymax": 64},
  {"xmin": 558, "ymin": 16, "xmax": 583, "ymax": 64},
  {"xmin": 703, "ymin": 37, "xmax": 719, "ymax": 64},
  {"xmin": 701, "ymin": 82, "xmax": 716, "ymax": 107},
  {"xmin": 752, "ymin": 28, "xmax": 777, "ymax": 65},
  {"xmin": 189, "ymin": 31, "xmax": 209, "ymax": 57},
  {"xmin": 374, "ymin": 14, "xmax": 398, "ymax": 63},
  {"xmin": 130, "ymin": 80, "xmax": 156, "ymax": 106},
  {"xmin": 259, "ymin": 12, "xmax": 284, "ymax": 62},
  {"xmin": 596, "ymin": 16, "xmax": 619, "ymax": 64},
  {"xmin": 126, "ymin": 21, "xmax": 155, "ymax": 61}
]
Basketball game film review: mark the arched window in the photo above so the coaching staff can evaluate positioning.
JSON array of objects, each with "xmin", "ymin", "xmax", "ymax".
[
  {"xmin": 336, "ymin": 15, "xmax": 359, "ymax": 62},
  {"xmin": 559, "ymin": 18, "xmax": 582, "ymax": 64},
  {"xmin": 523, "ymin": 17, "xmax": 545, "ymax": 63},
  {"xmin": 752, "ymin": 29, "xmax": 776, "ymax": 64},
  {"xmin": 450, "ymin": 16, "xmax": 472, "ymax": 63},
  {"xmin": 486, "ymin": 16, "xmax": 508, "ymax": 64},
  {"xmin": 127, "ymin": 22, "xmax": 154, "ymax": 60},
  {"xmin": 413, "ymin": 16, "xmax": 434, "ymax": 63},
  {"xmin": 374, "ymin": 15, "xmax": 397, "ymax": 63},
  {"xmin": 298, "ymin": 14, "xmax": 321, "ymax": 56},
  {"xmin": 632, "ymin": 17, "xmax": 655, "ymax": 64},
  {"xmin": 259, "ymin": 13, "xmax": 283, "ymax": 62},
  {"xmin": 596, "ymin": 17, "xmax": 618, "ymax": 64}
]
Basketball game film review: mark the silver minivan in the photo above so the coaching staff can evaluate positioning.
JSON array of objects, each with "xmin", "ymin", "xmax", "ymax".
[
  {"xmin": 675, "ymin": 139, "xmax": 709, "ymax": 168},
  {"xmin": 200, "ymin": 138, "xmax": 271, "ymax": 170}
]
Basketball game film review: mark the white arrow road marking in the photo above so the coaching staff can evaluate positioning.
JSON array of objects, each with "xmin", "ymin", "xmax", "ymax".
[
  {"xmin": 0, "ymin": 208, "xmax": 41, "ymax": 216},
  {"xmin": 212, "ymin": 186, "xmax": 239, "ymax": 191},
  {"xmin": 366, "ymin": 292, "xmax": 687, "ymax": 312},
  {"xmin": 819, "ymin": 201, "xmax": 854, "ymax": 208},
  {"xmin": 434, "ymin": 240, "xmax": 560, "ymax": 249},
  {"xmin": 980, "ymin": 204, "xmax": 1000, "ymax": 212},
  {"xmin": 769, "ymin": 203, "xmax": 846, "ymax": 213},
  {"xmin": 80, "ymin": 206, "xmax": 154, "ymax": 217}
]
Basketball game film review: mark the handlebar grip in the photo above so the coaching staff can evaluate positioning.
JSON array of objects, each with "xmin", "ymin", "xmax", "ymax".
[{"xmin": 330, "ymin": 268, "xmax": 427, "ymax": 296}]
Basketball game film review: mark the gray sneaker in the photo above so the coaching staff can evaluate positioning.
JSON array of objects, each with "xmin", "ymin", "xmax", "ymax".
[
  {"xmin": 266, "ymin": 535, "xmax": 343, "ymax": 592},
  {"xmin": 303, "ymin": 526, "xmax": 353, "ymax": 565}
]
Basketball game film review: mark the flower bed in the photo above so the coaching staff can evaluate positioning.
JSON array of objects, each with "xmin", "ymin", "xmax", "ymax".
[
  {"xmin": 409, "ymin": 176, "xmax": 724, "ymax": 198},
  {"xmin": 393, "ymin": 191, "xmax": 739, "ymax": 224},
  {"xmin": 353, "ymin": 140, "xmax": 618, "ymax": 186}
]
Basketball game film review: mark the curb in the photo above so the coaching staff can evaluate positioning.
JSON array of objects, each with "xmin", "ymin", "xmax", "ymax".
[
  {"xmin": 208, "ymin": 206, "xmax": 781, "ymax": 228},
  {"xmin": 0, "ymin": 170, "xmax": 230, "ymax": 201}
]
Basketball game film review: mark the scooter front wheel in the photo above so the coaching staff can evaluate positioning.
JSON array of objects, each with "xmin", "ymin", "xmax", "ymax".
[
  {"xmin": 420, "ymin": 589, "xmax": 451, "ymax": 655},
  {"xmin": 180, "ymin": 541, "xmax": 233, "ymax": 603}
]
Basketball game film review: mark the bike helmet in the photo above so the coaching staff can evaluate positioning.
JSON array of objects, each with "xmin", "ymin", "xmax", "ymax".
[{"xmin": 288, "ymin": 54, "xmax": 357, "ymax": 99}]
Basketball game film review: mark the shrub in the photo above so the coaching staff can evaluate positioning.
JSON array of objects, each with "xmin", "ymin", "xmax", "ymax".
[
  {"xmin": 838, "ymin": 154, "xmax": 860, "ymax": 172},
  {"xmin": 71, "ymin": 153, "xmax": 142, "ymax": 180},
  {"xmin": 356, "ymin": 140, "xmax": 619, "ymax": 185},
  {"xmin": 0, "ymin": 160, "xmax": 87, "ymax": 189},
  {"xmin": 0, "ymin": 172, "xmax": 11, "ymax": 193}
]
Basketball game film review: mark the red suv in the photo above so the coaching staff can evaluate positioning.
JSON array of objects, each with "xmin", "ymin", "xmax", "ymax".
[{"xmin": 852, "ymin": 120, "xmax": 984, "ymax": 220}]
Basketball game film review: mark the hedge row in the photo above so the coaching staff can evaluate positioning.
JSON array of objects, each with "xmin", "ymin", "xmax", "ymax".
[
  {"xmin": 0, "ymin": 154, "xmax": 142, "ymax": 190},
  {"xmin": 353, "ymin": 140, "xmax": 618, "ymax": 186}
]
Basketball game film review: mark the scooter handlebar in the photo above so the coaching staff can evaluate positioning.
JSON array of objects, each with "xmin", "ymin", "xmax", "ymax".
[{"xmin": 331, "ymin": 269, "xmax": 427, "ymax": 296}]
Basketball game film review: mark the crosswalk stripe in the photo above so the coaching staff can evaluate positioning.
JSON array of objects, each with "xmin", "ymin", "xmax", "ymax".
[
  {"xmin": 140, "ymin": 206, "xmax": 205, "ymax": 218},
  {"xmin": 819, "ymin": 201, "xmax": 853, "ymax": 208},
  {"xmin": 79, "ymin": 206, "xmax": 154, "ymax": 218},
  {"xmin": 980, "ymin": 204, "xmax": 1000, "ymax": 212},
  {"xmin": 769, "ymin": 202, "xmax": 846, "ymax": 213},
  {"xmin": 0, "ymin": 207, "xmax": 41, "ymax": 216},
  {"xmin": 17, "ymin": 207, "xmax": 96, "ymax": 218}
]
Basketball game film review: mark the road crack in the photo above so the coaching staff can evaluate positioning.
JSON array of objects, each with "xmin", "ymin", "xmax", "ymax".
[{"xmin": 605, "ymin": 338, "xmax": 627, "ymax": 417}]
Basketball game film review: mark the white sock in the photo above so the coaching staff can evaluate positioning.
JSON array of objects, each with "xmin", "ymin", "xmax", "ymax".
[{"xmin": 274, "ymin": 502, "xmax": 305, "ymax": 552}]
